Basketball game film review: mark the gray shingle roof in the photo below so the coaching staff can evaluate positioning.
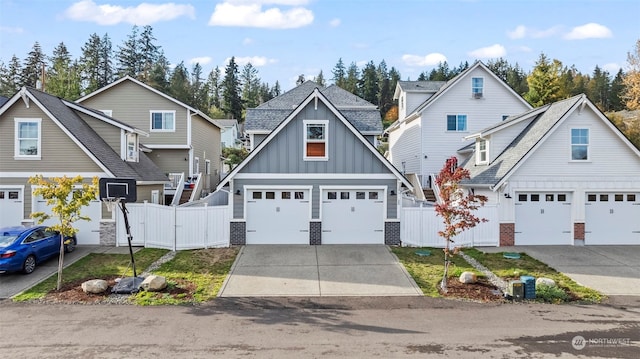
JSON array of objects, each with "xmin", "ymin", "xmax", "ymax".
[
  {"xmin": 463, "ymin": 94, "xmax": 584, "ymax": 186},
  {"xmin": 245, "ymin": 80, "xmax": 382, "ymax": 133},
  {"xmin": 217, "ymin": 119, "xmax": 238, "ymax": 128},
  {"xmin": 27, "ymin": 88, "xmax": 167, "ymax": 182},
  {"xmin": 397, "ymin": 81, "xmax": 446, "ymax": 93}
]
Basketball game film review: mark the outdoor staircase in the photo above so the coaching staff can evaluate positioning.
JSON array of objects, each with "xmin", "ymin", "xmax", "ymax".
[
  {"xmin": 423, "ymin": 188, "xmax": 437, "ymax": 202},
  {"xmin": 179, "ymin": 189, "xmax": 192, "ymax": 205}
]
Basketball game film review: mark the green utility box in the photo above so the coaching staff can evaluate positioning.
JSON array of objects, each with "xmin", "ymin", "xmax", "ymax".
[{"xmin": 508, "ymin": 280, "xmax": 524, "ymax": 301}]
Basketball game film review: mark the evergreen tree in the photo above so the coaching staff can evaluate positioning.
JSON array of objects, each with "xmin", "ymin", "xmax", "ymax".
[
  {"xmin": 258, "ymin": 82, "xmax": 273, "ymax": 104},
  {"xmin": 587, "ymin": 65, "xmax": 611, "ymax": 111},
  {"xmin": 206, "ymin": 66, "xmax": 222, "ymax": 110},
  {"xmin": 79, "ymin": 33, "xmax": 101, "ymax": 94},
  {"xmin": 377, "ymin": 60, "xmax": 393, "ymax": 117},
  {"xmin": 147, "ymin": 53, "xmax": 170, "ymax": 93},
  {"xmin": 191, "ymin": 62, "xmax": 207, "ymax": 111},
  {"xmin": 240, "ymin": 63, "xmax": 260, "ymax": 109},
  {"xmin": 524, "ymin": 53, "xmax": 563, "ymax": 106},
  {"xmin": 22, "ymin": 42, "xmax": 46, "ymax": 87},
  {"xmin": 221, "ymin": 57, "xmax": 243, "ymax": 120},
  {"xmin": 609, "ymin": 69, "xmax": 625, "ymax": 111},
  {"xmin": 271, "ymin": 81, "xmax": 281, "ymax": 97},
  {"xmin": 98, "ymin": 33, "xmax": 114, "ymax": 88},
  {"xmin": 359, "ymin": 61, "xmax": 379, "ymax": 104},
  {"xmin": 296, "ymin": 74, "xmax": 305, "ymax": 85},
  {"xmin": 1, "ymin": 55, "xmax": 22, "ymax": 95},
  {"xmin": 116, "ymin": 25, "xmax": 142, "ymax": 78},
  {"xmin": 139, "ymin": 25, "xmax": 161, "ymax": 82},
  {"xmin": 314, "ymin": 70, "xmax": 326, "ymax": 87},
  {"xmin": 168, "ymin": 61, "xmax": 190, "ymax": 104},
  {"xmin": 46, "ymin": 42, "xmax": 81, "ymax": 99},
  {"xmin": 332, "ymin": 58, "xmax": 346, "ymax": 88},
  {"xmin": 344, "ymin": 62, "xmax": 359, "ymax": 94},
  {"xmin": 428, "ymin": 61, "xmax": 451, "ymax": 81}
]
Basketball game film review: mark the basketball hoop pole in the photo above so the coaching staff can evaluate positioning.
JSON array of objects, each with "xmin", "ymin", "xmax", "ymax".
[{"xmin": 118, "ymin": 201, "xmax": 137, "ymax": 278}]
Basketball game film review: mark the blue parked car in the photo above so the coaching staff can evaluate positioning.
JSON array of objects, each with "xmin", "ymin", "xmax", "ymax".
[{"xmin": 0, "ymin": 226, "xmax": 77, "ymax": 274}]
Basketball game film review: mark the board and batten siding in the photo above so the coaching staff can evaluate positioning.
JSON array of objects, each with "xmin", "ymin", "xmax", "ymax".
[
  {"xmin": 242, "ymin": 102, "xmax": 387, "ymax": 174},
  {"xmin": 388, "ymin": 119, "xmax": 421, "ymax": 176},
  {"xmin": 419, "ymin": 66, "xmax": 531, "ymax": 178},
  {"xmin": 232, "ymin": 178, "xmax": 398, "ymax": 220},
  {"xmin": 79, "ymin": 80, "xmax": 189, "ymax": 146},
  {"xmin": 0, "ymin": 103, "xmax": 103, "ymax": 173}
]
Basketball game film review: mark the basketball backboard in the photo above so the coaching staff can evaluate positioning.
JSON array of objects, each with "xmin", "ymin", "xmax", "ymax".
[{"xmin": 99, "ymin": 178, "xmax": 137, "ymax": 203}]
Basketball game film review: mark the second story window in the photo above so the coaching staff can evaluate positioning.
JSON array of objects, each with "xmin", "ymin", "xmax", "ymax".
[
  {"xmin": 304, "ymin": 120, "xmax": 328, "ymax": 160},
  {"xmin": 571, "ymin": 128, "xmax": 589, "ymax": 160},
  {"xmin": 15, "ymin": 118, "xmax": 41, "ymax": 159},
  {"xmin": 125, "ymin": 132, "xmax": 138, "ymax": 162},
  {"xmin": 472, "ymin": 77, "xmax": 483, "ymax": 98},
  {"xmin": 447, "ymin": 114, "xmax": 467, "ymax": 132},
  {"xmin": 477, "ymin": 139, "xmax": 488, "ymax": 164},
  {"xmin": 150, "ymin": 111, "xmax": 175, "ymax": 132}
]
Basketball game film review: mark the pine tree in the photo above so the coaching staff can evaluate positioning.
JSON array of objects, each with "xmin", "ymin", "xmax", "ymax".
[
  {"xmin": 191, "ymin": 62, "xmax": 207, "ymax": 111},
  {"xmin": 314, "ymin": 70, "xmax": 326, "ymax": 87},
  {"xmin": 332, "ymin": 58, "xmax": 346, "ymax": 88},
  {"xmin": 240, "ymin": 63, "xmax": 260, "ymax": 109},
  {"xmin": 168, "ymin": 61, "xmax": 190, "ymax": 104},
  {"xmin": 147, "ymin": 53, "xmax": 170, "ymax": 93},
  {"xmin": 524, "ymin": 53, "xmax": 563, "ymax": 106},
  {"xmin": 117, "ymin": 25, "xmax": 141, "ymax": 78},
  {"xmin": 98, "ymin": 33, "xmax": 114, "ymax": 88},
  {"xmin": 271, "ymin": 81, "xmax": 281, "ymax": 97},
  {"xmin": 139, "ymin": 25, "xmax": 160, "ymax": 82},
  {"xmin": 46, "ymin": 42, "xmax": 81, "ymax": 99},
  {"xmin": 79, "ymin": 33, "xmax": 101, "ymax": 94},
  {"xmin": 221, "ymin": 57, "xmax": 243, "ymax": 121},
  {"xmin": 22, "ymin": 42, "xmax": 46, "ymax": 87},
  {"xmin": 377, "ymin": 60, "xmax": 393, "ymax": 116},
  {"xmin": 1, "ymin": 55, "xmax": 22, "ymax": 95},
  {"xmin": 609, "ymin": 69, "xmax": 625, "ymax": 111},
  {"xmin": 587, "ymin": 65, "xmax": 611, "ymax": 111},
  {"xmin": 359, "ymin": 61, "xmax": 379, "ymax": 105},
  {"xmin": 206, "ymin": 66, "xmax": 222, "ymax": 110},
  {"xmin": 344, "ymin": 62, "xmax": 359, "ymax": 94}
]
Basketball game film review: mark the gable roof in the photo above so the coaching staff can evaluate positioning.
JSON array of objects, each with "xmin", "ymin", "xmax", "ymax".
[
  {"xmin": 217, "ymin": 119, "xmax": 238, "ymax": 128},
  {"xmin": 462, "ymin": 94, "xmax": 640, "ymax": 189},
  {"xmin": 387, "ymin": 61, "xmax": 532, "ymax": 132},
  {"xmin": 245, "ymin": 80, "xmax": 382, "ymax": 134},
  {"xmin": 76, "ymin": 76, "xmax": 222, "ymax": 129},
  {"xmin": 4, "ymin": 87, "xmax": 167, "ymax": 182},
  {"xmin": 393, "ymin": 80, "xmax": 446, "ymax": 99},
  {"xmin": 0, "ymin": 95, "xmax": 8, "ymax": 107},
  {"xmin": 218, "ymin": 88, "xmax": 412, "ymax": 190}
]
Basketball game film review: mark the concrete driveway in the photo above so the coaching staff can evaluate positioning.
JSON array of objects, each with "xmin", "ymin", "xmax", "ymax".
[
  {"xmin": 0, "ymin": 246, "xmax": 137, "ymax": 299},
  {"xmin": 219, "ymin": 245, "xmax": 423, "ymax": 297},
  {"xmin": 482, "ymin": 246, "xmax": 640, "ymax": 296}
]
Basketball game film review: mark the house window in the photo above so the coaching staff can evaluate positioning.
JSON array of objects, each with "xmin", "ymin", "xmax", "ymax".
[
  {"xmin": 150, "ymin": 111, "xmax": 175, "ymax": 131},
  {"xmin": 476, "ymin": 139, "xmax": 488, "ymax": 164},
  {"xmin": 472, "ymin": 77, "xmax": 483, "ymax": 98},
  {"xmin": 571, "ymin": 128, "xmax": 589, "ymax": 160},
  {"xmin": 15, "ymin": 118, "xmax": 41, "ymax": 159},
  {"xmin": 447, "ymin": 115, "xmax": 467, "ymax": 131},
  {"xmin": 125, "ymin": 133, "xmax": 138, "ymax": 162},
  {"xmin": 304, "ymin": 120, "xmax": 328, "ymax": 160}
]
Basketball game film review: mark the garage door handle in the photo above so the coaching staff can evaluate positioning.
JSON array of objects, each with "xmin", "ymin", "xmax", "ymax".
[
  {"xmin": 514, "ymin": 231, "xmax": 522, "ymax": 233},
  {"xmin": 300, "ymin": 230, "xmax": 309, "ymax": 232},
  {"xmin": 322, "ymin": 230, "xmax": 332, "ymax": 232},
  {"xmin": 247, "ymin": 230, "xmax": 257, "ymax": 232},
  {"xmin": 374, "ymin": 230, "xmax": 383, "ymax": 232},
  {"xmin": 632, "ymin": 231, "xmax": 640, "ymax": 233},
  {"xmin": 562, "ymin": 231, "xmax": 571, "ymax": 233}
]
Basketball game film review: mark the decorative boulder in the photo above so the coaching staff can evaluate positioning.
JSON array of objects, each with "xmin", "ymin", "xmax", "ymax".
[
  {"xmin": 81, "ymin": 279, "xmax": 109, "ymax": 294},
  {"xmin": 459, "ymin": 271, "xmax": 477, "ymax": 284},
  {"xmin": 140, "ymin": 275, "xmax": 167, "ymax": 292},
  {"xmin": 536, "ymin": 277, "xmax": 556, "ymax": 287}
]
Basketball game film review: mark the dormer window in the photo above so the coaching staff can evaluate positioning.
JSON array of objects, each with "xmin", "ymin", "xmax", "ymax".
[
  {"xmin": 125, "ymin": 132, "xmax": 138, "ymax": 162},
  {"xmin": 472, "ymin": 77, "xmax": 483, "ymax": 99},
  {"xmin": 476, "ymin": 139, "xmax": 488, "ymax": 165},
  {"xmin": 304, "ymin": 120, "xmax": 328, "ymax": 161}
]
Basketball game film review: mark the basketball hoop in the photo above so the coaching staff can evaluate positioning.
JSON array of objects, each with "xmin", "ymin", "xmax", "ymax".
[{"xmin": 102, "ymin": 197, "xmax": 121, "ymax": 212}]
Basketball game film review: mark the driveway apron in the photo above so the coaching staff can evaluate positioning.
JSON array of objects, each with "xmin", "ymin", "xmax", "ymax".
[
  {"xmin": 482, "ymin": 246, "xmax": 640, "ymax": 296},
  {"xmin": 218, "ymin": 245, "xmax": 423, "ymax": 297}
]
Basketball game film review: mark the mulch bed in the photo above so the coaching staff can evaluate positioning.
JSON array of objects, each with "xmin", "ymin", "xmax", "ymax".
[{"xmin": 439, "ymin": 277, "xmax": 505, "ymax": 302}]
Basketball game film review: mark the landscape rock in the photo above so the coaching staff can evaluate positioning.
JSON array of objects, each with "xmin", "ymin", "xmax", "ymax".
[
  {"xmin": 140, "ymin": 275, "xmax": 167, "ymax": 292},
  {"xmin": 459, "ymin": 271, "xmax": 477, "ymax": 284},
  {"xmin": 81, "ymin": 279, "xmax": 109, "ymax": 294},
  {"xmin": 536, "ymin": 277, "xmax": 556, "ymax": 287}
]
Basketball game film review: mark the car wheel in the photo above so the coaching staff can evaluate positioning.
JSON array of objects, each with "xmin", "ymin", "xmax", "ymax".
[
  {"xmin": 23, "ymin": 255, "xmax": 36, "ymax": 274},
  {"xmin": 64, "ymin": 236, "xmax": 77, "ymax": 253}
]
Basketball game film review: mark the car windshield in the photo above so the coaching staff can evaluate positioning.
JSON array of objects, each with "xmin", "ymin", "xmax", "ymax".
[{"xmin": 0, "ymin": 234, "xmax": 19, "ymax": 247}]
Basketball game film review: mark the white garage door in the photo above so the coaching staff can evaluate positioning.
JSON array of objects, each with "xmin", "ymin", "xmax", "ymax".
[
  {"xmin": 245, "ymin": 188, "xmax": 311, "ymax": 244},
  {"xmin": 515, "ymin": 192, "xmax": 572, "ymax": 245},
  {"xmin": 33, "ymin": 194, "xmax": 102, "ymax": 245},
  {"xmin": 585, "ymin": 193, "xmax": 640, "ymax": 245},
  {"xmin": 0, "ymin": 188, "xmax": 24, "ymax": 228},
  {"xmin": 321, "ymin": 188, "xmax": 385, "ymax": 244}
]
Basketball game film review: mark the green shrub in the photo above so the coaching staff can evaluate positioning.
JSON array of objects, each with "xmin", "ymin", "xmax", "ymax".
[{"xmin": 536, "ymin": 284, "xmax": 569, "ymax": 303}]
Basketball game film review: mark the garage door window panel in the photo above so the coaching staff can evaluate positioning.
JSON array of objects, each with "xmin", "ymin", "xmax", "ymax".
[
  {"xmin": 304, "ymin": 120, "xmax": 328, "ymax": 161},
  {"xmin": 265, "ymin": 192, "xmax": 275, "ymax": 199},
  {"xmin": 282, "ymin": 192, "xmax": 291, "ymax": 199},
  {"xmin": 356, "ymin": 192, "xmax": 365, "ymax": 199},
  {"xmin": 252, "ymin": 192, "xmax": 262, "ymax": 200}
]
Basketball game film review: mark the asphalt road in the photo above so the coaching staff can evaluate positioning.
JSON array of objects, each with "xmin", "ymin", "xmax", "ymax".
[{"xmin": 1, "ymin": 297, "xmax": 639, "ymax": 358}]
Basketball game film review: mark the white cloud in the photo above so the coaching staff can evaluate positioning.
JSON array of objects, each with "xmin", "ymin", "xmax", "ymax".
[
  {"xmin": 329, "ymin": 18, "xmax": 341, "ymax": 27},
  {"xmin": 209, "ymin": 1, "xmax": 313, "ymax": 29},
  {"xmin": 516, "ymin": 45, "xmax": 532, "ymax": 53},
  {"xmin": 64, "ymin": 0, "xmax": 195, "ymax": 25},
  {"xmin": 189, "ymin": 57, "xmax": 212, "ymax": 65},
  {"xmin": 468, "ymin": 44, "xmax": 506, "ymax": 59},
  {"xmin": 0, "ymin": 26, "xmax": 24, "ymax": 34},
  {"xmin": 564, "ymin": 23, "xmax": 612, "ymax": 40},
  {"xmin": 243, "ymin": 37, "xmax": 253, "ymax": 45},
  {"xmin": 229, "ymin": 56, "xmax": 278, "ymax": 67},
  {"xmin": 507, "ymin": 25, "xmax": 561, "ymax": 39},
  {"xmin": 602, "ymin": 63, "xmax": 621, "ymax": 73},
  {"xmin": 401, "ymin": 53, "xmax": 447, "ymax": 67}
]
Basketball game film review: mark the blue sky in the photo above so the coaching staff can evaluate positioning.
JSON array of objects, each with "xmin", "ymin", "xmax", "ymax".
[{"xmin": 1, "ymin": 0, "xmax": 639, "ymax": 90}]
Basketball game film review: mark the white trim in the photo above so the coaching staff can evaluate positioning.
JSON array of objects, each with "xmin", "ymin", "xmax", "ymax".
[
  {"xmin": 569, "ymin": 127, "xmax": 590, "ymax": 161},
  {"xmin": 471, "ymin": 76, "xmax": 484, "ymax": 98},
  {"xmin": 476, "ymin": 139, "xmax": 489, "ymax": 165},
  {"xmin": 303, "ymin": 119, "xmax": 329, "ymax": 161},
  {"xmin": 217, "ymin": 89, "xmax": 413, "ymax": 191},
  {"xmin": 150, "ymin": 110, "xmax": 176, "ymax": 132},
  {"xmin": 14, "ymin": 118, "xmax": 42, "ymax": 160},
  {"xmin": 234, "ymin": 173, "xmax": 398, "ymax": 180},
  {"xmin": 144, "ymin": 144, "xmax": 191, "ymax": 149},
  {"xmin": 319, "ymin": 185, "xmax": 387, "ymax": 227},
  {"xmin": 243, "ymin": 185, "xmax": 313, "ymax": 222},
  {"xmin": 0, "ymin": 172, "xmax": 107, "ymax": 178}
]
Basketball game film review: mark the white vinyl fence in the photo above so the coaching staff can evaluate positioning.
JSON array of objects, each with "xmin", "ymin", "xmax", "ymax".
[
  {"xmin": 400, "ymin": 205, "xmax": 499, "ymax": 248},
  {"xmin": 115, "ymin": 203, "xmax": 231, "ymax": 250}
]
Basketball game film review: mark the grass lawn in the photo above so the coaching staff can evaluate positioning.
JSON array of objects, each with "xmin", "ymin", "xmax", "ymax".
[
  {"xmin": 391, "ymin": 247, "xmax": 481, "ymax": 297},
  {"xmin": 13, "ymin": 248, "xmax": 169, "ymax": 302},
  {"xmin": 463, "ymin": 248, "xmax": 604, "ymax": 303}
]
